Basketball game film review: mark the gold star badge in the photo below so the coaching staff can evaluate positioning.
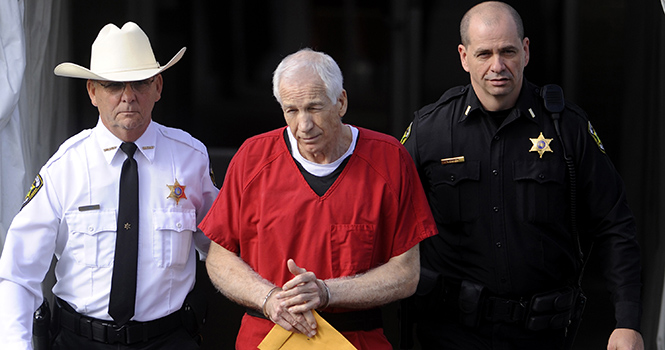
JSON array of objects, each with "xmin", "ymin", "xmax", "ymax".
[
  {"xmin": 167, "ymin": 179, "xmax": 187, "ymax": 205},
  {"xmin": 124, "ymin": 223, "xmax": 131, "ymax": 230},
  {"xmin": 529, "ymin": 132, "xmax": 553, "ymax": 158}
]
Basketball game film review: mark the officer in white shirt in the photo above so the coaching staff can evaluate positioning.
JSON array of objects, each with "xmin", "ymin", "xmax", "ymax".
[{"xmin": 0, "ymin": 22, "xmax": 218, "ymax": 350}]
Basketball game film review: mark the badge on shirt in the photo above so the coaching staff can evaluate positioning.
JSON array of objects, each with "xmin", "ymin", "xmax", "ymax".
[
  {"xmin": 167, "ymin": 179, "xmax": 187, "ymax": 205},
  {"xmin": 529, "ymin": 132, "xmax": 554, "ymax": 158},
  {"xmin": 587, "ymin": 122, "xmax": 606, "ymax": 154},
  {"xmin": 21, "ymin": 174, "xmax": 43, "ymax": 210}
]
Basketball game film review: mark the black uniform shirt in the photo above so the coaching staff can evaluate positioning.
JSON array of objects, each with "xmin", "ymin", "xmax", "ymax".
[{"xmin": 403, "ymin": 79, "xmax": 642, "ymax": 330}]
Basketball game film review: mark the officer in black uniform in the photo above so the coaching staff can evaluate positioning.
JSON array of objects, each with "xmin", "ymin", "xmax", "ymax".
[{"xmin": 401, "ymin": 2, "xmax": 643, "ymax": 349}]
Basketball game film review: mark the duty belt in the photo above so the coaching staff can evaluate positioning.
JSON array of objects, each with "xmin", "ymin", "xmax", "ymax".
[
  {"xmin": 483, "ymin": 296, "xmax": 528, "ymax": 323},
  {"xmin": 56, "ymin": 298, "xmax": 183, "ymax": 345},
  {"xmin": 420, "ymin": 280, "xmax": 579, "ymax": 331}
]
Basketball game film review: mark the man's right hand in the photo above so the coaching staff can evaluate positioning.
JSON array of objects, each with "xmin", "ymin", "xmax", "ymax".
[
  {"xmin": 264, "ymin": 259, "xmax": 321, "ymax": 337},
  {"xmin": 264, "ymin": 286, "xmax": 317, "ymax": 338}
]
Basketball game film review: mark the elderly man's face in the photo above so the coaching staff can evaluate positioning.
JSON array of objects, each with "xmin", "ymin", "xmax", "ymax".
[
  {"xmin": 87, "ymin": 74, "xmax": 162, "ymax": 142},
  {"xmin": 279, "ymin": 71, "xmax": 348, "ymax": 164}
]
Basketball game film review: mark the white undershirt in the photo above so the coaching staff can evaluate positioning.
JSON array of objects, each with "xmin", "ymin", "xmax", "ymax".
[{"xmin": 287, "ymin": 125, "xmax": 358, "ymax": 177}]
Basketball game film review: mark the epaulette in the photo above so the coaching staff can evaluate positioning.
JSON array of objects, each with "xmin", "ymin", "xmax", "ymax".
[
  {"xmin": 563, "ymin": 100, "xmax": 590, "ymax": 123},
  {"xmin": 44, "ymin": 129, "xmax": 93, "ymax": 167},
  {"xmin": 157, "ymin": 123, "xmax": 207, "ymax": 156},
  {"xmin": 536, "ymin": 82, "xmax": 588, "ymax": 124},
  {"xmin": 416, "ymin": 85, "xmax": 468, "ymax": 118}
]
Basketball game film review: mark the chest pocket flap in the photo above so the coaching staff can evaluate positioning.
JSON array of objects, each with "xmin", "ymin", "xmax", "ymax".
[
  {"xmin": 152, "ymin": 208, "xmax": 197, "ymax": 267},
  {"xmin": 431, "ymin": 160, "xmax": 480, "ymax": 186},
  {"xmin": 65, "ymin": 209, "xmax": 117, "ymax": 267},
  {"xmin": 513, "ymin": 160, "xmax": 566, "ymax": 224},
  {"xmin": 513, "ymin": 160, "xmax": 565, "ymax": 184},
  {"xmin": 428, "ymin": 160, "xmax": 481, "ymax": 223}
]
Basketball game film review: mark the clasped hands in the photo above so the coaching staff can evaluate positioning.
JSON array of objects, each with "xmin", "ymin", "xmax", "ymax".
[{"xmin": 263, "ymin": 259, "xmax": 330, "ymax": 338}]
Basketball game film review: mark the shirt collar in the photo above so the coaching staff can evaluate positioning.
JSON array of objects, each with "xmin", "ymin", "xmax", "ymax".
[
  {"xmin": 94, "ymin": 118, "xmax": 157, "ymax": 165},
  {"xmin": 460, "ymin": 79, "xmax": 540, "ymax": 125}
]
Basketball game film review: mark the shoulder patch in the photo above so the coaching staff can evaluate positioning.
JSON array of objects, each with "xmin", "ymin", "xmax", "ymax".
[
  {"xmin": 400, "ymin": 122, "xmax": 412, "ymax": 144},
  {"xmin": 21, "ymin": 174, "xmax": 43, "ymax": 210},
  {"xmin": 209, "ymin": 165, "xmax": 217, "ymax": 187},
  {"xmin": 587, "ymin": 122, "xmax": 606, "ymax": 154}
]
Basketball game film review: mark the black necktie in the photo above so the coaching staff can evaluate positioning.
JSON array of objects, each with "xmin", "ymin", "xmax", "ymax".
[{"xmin": 109, "ymin": 142, "xmax": 139, "ymax": 325}]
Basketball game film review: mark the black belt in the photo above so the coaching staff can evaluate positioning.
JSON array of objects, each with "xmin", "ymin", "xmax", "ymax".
[
  {"xmin": 483, "ymin": 296, "xmax": 528, "ymax": 323},
  {"xmin": 424, "ymin": 281, "xmax": 575, "ymax": 329},
  {"xmin": 56, "ymin": 298, "xmax": 183, "ymax": 345},
  {"xmin": 440, "ymin": 282, "xmax": 529, "ymax": 324},
  {"xmin": 246, "ymin": 308, "xmax": 383, "ymax": 332}
]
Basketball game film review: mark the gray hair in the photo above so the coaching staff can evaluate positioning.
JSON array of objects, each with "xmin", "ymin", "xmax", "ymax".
[
  {"xmin": 460, "ymin": 1, "xmax": 524, "ymax": 46},
  {"xmin": 272, "ymin": 48, "xmax": 344, "ymax": 106}
]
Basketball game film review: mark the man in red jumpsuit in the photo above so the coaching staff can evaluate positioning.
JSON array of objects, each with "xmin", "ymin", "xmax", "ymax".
[{"xmin": 199, "ymin": 48, "xmax": 437, "ymax": 349}]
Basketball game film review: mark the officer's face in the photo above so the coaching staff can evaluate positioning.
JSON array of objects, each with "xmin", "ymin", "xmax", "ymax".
[
  {"xmin": 87, "ymin": 74, "xmax": 162, "ymax": 142},
  {"xmin": 279, "ymin": 70, "xmax": 348, "ymax": 164},
  {"xmin": 458, "ymin": 13, "xmax": 529, "ymax": 111}
]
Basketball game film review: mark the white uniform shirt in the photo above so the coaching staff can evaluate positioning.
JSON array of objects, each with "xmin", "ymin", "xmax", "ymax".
[{"xmin": 0, "ymin": 119, "xmax": 219, "ymax": 349}]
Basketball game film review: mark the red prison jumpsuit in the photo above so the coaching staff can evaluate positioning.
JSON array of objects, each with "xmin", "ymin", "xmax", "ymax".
[{"xmin": 199, "ymin": 126, "xmax": 437, "ymax": 349}]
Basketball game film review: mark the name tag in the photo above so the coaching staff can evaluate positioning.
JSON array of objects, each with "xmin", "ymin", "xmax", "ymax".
[
  {"xmin": 78, "ymin": 204, "xmax": 101, "ymax": 211},
  {"xmin": 441, "ymin": 156, "xmax": 465, "ymax": 165}
]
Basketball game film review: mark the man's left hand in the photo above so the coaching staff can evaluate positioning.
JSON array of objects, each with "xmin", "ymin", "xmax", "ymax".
[
  {"xmin": 607, "ymin": 328, "xmax": 644, "ymax": 350},
  {"xmin": 277, "ymin": 259, "xmax": 321, "ymax": 333}
]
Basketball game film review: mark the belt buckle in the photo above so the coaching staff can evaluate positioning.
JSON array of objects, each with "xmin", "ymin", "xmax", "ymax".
[
  {"xmin": 105, "ymin": 322, "xmax": 127, "ymax": 345},
  {"xmin": 89, "ymin": 320, "xmax": 109, "ymax": 343},
  {"xmin": 78, "ymin": 317, "xmax": 93, "ymax": 339},
  {"xmin": 125, "ymin": 322, "xmax": 147, "ymax": 344},
  {"xmin": 486, "ymin": 297, "xmax": 526, "ymax": 323}
]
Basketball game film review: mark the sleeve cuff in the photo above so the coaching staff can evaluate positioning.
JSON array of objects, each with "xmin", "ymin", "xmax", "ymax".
[{"xmin": 614, "ymin": 300, "xmax": 642, "ymax": 332}]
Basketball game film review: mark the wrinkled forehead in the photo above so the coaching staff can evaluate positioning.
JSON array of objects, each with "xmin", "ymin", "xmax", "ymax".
[{"xmin": 279, "ymin": 73, "xmax": 329, "ymax": 103}]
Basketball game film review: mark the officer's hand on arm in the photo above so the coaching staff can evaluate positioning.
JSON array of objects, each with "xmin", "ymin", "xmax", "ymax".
[{"xmin": 607, "ymin": 328, "xmax": 644, "ymax": 350}]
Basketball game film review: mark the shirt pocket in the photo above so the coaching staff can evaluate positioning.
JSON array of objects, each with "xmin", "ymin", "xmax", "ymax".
[
  {"xmin": 152, "ymin": 208, "xmax": 196, "ymax": 268},
  {"xmin": 513, "ymin": 160, "xmax": 566, "ymax": 224},
  {"xmin": 65, "ymin": 209, "xmax": 117, "ymax": 267},
  {"xmin": 330, "ymin": 224, "xmax": 376, "ymax": 276},
  {"xmin": 427, "ymin": 160, "xmax": 480, "ymax": 223}
]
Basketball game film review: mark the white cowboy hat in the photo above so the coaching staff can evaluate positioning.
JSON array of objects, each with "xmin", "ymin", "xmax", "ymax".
[{"xmin": 54, "ymin": 22, "xmax": 185, "ymax": 82}]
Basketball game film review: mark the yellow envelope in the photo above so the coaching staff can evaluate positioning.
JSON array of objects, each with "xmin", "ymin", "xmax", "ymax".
[{"xmin": 258, "ymin": 311, "xmax": 357, "ymax": 350}]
